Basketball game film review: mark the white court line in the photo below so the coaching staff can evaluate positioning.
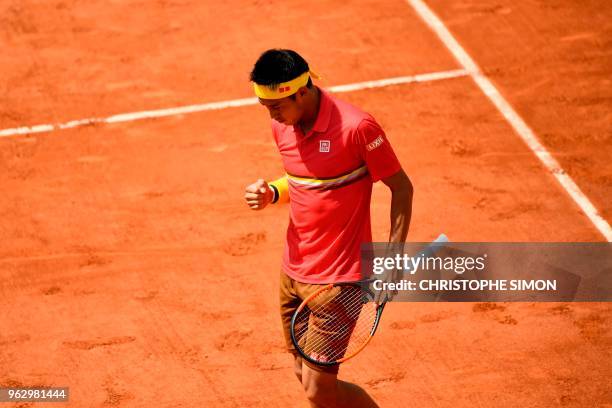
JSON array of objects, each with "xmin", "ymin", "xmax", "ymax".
[
  {"xmin": 407, "ymin": 0, "xmax": 612, "ymax": 242},
  {"xmin": 0, "ymin": 69, "xmax": 468, "ymax": 138}
]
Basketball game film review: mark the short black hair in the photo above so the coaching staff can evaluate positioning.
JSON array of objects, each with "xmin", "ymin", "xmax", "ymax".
[{"xmin": 250, "ymin": 49, "xmax": 313, "ymax": 90}]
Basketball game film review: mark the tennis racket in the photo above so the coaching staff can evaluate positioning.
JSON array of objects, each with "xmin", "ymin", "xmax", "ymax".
[{"xmin": 290, "ymin": 233, "xmax": 449, "ymax": 366}]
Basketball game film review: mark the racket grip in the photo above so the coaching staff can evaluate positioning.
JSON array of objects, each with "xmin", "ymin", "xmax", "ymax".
[
  {"xmin": 422, "ymin": 233, "xmax": 449, "ymax": 257},
  {"xmin": 403, "ymin": 233, "xmax": 450, "ymax": 273}
]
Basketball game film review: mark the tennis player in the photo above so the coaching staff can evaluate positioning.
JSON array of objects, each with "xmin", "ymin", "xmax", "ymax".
[{"xmin": 244, "ymin": 49, "xmax": 413, "ymax": 408}]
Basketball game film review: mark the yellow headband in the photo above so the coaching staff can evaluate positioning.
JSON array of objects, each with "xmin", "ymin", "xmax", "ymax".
[{"xmin": 253, "ymin": 71, "xmax": 320, "ymax": 100}]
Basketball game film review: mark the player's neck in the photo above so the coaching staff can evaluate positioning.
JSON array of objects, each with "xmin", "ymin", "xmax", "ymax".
[{"xmin": 297, "ymin": 87, "xmax": 321, "ymax": 135}]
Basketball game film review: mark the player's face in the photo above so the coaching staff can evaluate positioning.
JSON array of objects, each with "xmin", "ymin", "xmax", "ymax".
[{"xmin": 259, "ymin": 95, "xmax": 303, "ymax": 126}]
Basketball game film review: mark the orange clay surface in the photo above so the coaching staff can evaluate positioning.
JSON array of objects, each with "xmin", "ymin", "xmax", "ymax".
[{"xmin": 1, "ymin": 0, "xmax": 610, "ymax": 407}]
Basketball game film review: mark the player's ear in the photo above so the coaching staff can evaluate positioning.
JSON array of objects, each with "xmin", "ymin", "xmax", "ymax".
[{"xmin": 295, "ymin": 86, "xmax": 309, "ymax": 101}]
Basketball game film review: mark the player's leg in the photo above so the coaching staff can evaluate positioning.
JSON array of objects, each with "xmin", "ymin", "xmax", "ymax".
[
  {"xmin": 301, "ymin": 363, "xmax": 379, "ymax": 408},
  {"xmin": 299, "ymin": 283, "xmax": 379, "ymax": 407},
  {"xmin": 279, "ymin": 271, "xmax": 306, "ymax": 383}
]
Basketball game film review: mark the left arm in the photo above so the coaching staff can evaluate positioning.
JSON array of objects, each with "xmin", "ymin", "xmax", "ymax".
[
  {"xmin": 354, "ymin": 117, "xmax": 411, "ymax": 303},
  {"xmin": 353, "ymin": 117, "xmax": 412, "ymax": 243},
  {"xmin": 381, "ymin": 169, "xmax": 413, "ymax": 243}
]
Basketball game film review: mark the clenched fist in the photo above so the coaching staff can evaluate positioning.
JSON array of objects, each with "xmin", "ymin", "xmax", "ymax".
[{"xmin": 244, "ymin": 178, "xmax": 274, "ymax": 210}]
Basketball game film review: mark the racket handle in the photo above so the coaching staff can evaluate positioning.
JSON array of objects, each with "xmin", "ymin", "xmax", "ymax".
[
  {"xmin": 422, "ymin": 233, "xmax": 449, "ymax": 257},
  {"xmin": 403, "ymin": 233, "xmax": 450, "ymax": 273},
  {"xmin": 434, "ymin": 233, "xmax": 449, "ymax": 244}
]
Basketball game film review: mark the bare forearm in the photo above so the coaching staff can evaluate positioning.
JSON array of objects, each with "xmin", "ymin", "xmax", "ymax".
[{"xmin": 388, "ymin": 186, "xmax": 413, "ymax": 243}]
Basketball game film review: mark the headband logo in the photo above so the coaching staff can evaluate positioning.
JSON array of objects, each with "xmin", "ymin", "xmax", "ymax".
[{"xmin": 279, "ymin": 86, "xmax": 291, "ymax": 93}]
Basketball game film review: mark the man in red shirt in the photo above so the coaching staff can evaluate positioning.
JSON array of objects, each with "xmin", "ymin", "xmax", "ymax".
[{"xmin": 244, "ymin": 49, "xmax": 413, "ymax": 408}]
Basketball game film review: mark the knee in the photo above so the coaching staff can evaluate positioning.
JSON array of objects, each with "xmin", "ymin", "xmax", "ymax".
[
  {"xmin": 301, "ymin": 365, "xmax": 337, "ymax": 407},
  {"xmin": 303, "ymin": 380, "xmax": 336, "ymax": 407}
]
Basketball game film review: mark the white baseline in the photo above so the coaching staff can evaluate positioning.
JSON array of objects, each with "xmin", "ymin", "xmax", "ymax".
[
  {"xmin": 0, "ymin": 69, "xmax": 467, "ymax": 138},
  {"xmin": 407, "ymin": 0, "xmax": 612, "ymax": 242}
]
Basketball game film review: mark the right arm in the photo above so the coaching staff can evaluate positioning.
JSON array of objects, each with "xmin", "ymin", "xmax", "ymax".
[{"xmin": 244, "ymin": 176, "xmax": 289, "ymax": 210}]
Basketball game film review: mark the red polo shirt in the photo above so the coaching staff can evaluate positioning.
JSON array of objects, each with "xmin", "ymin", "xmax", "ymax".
[{"xmin": 272, "ymin": 89, "xmax": 402, "ymax": 284}]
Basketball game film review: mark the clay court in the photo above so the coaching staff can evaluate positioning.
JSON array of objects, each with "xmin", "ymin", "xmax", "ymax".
[{"xmin": 1, "ymin": 0, "xmax": 611, "ymax": 406}]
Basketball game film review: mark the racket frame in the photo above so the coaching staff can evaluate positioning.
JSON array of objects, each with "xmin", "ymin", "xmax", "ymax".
[
  {"xmin": 290, "ymin": 281, "xmax": 386, "ymax": 367},
  {"xmin": 289, "ymin": 234, "xmax": 448, "ymax": 367}
]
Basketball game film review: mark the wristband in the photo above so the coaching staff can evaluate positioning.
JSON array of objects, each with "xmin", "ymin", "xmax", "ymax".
[
  {"xmin": 269, "ymin": 184, "xmax": 279, "ymax": 204},
  {"xmin": 269, "ymin": 176, "xmax": 289, "ymax": 204}
]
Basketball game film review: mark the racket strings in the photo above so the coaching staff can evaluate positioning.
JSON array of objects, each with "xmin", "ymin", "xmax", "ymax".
[
  {"xmin": 306, "ymin": 292, "xmax": 376, "ymax": 360},
  {"xmin": 304, "ymin": 310, "xmax": 373, "ymax": 359},
  {"xmin": 294, "ymin": 285, "xmax": 378, "ymax": 363},
  {"xmin": 302, "ymin": 289, "xmax": 370, "ymax": 349},
  {"xmin": 315, "ymin": 303, "xmax": 376, "ymax": 356},
  {"xmin": 299, "ymin": 295, "xmax": 363, "ymax": 355}
]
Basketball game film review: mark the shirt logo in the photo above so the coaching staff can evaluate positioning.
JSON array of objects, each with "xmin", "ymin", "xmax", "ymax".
[
  {"xmin": 366, "ymin": 135, "xmax": 384, "ymax": 152},
  {"xmin": 319, "ymin": 140, "xmax": 331, "ymax": 153}
]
